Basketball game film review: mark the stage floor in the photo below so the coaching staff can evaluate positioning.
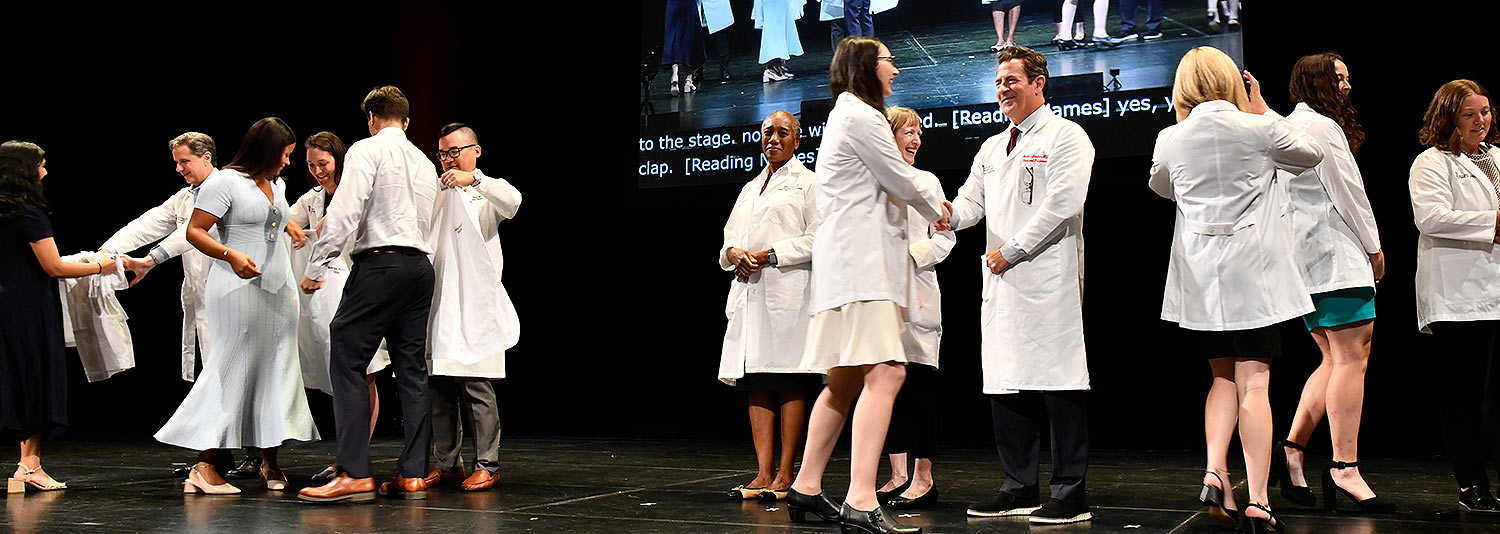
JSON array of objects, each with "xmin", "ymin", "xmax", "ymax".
[
  {"xmin": 646, "ymin": 4, "xmax": 1242, "ymax": 130},
  {"xmin": 0, "ymin": 436, "xmax": 1492, "ymax": 533}
]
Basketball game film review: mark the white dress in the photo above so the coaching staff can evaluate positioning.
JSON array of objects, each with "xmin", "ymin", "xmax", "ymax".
[
  {"xmin": 154, "ymin": 169, "xmax": 319, "ymax": 450},
  {"xmin": 287, "ymin": 187, "xmax": 390, "ymax": 394}
]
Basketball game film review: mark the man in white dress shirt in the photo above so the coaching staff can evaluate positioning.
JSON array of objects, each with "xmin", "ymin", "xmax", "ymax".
[
  {"xmin": 298, "ymin": 86, "xmax": 439, "ymax": 503},
  {"xmin": 951, "ymin": 46, "xmax": 1094, "ymax": 524},
  {"xmin": 422, "ymin": 123, "xmax": 521, "ymax": 492}
]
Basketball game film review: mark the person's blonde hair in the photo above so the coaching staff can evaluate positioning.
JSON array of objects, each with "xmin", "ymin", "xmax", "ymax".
[
  {"xmin": 885, "ymin": 106, "xmax": 920, "ymax": 139},
  {"xmin": 1171, "ymin": 46, "xmax": 1249, "ymax": 122}
]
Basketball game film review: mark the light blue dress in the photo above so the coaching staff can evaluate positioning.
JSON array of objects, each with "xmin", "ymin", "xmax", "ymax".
[
  {"xmin": 154, "ymin": 169, "xmax": 318, "ymax": 450},
  {"xmin": 756, "ymin": 0, "xmax": 805, "ymax": 64}
]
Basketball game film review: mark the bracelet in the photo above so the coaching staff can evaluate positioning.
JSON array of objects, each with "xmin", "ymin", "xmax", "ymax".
[{"xmin": 97, "ymin": 262, "xmax": 103, "ymax": 275}]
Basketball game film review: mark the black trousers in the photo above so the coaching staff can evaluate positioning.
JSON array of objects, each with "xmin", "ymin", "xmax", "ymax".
[
  {"xmin": 990, "ymin": 390, "xmax": 1089, "ymax": 504},
  {"xmin": 886, "ymin": 363, "xmax": 938, "ymax": 458},
  {"xmin": 1428, "ymin": 321, "xmax": 1500, "ymax": 490},
  {"xmin": 329, "ymin": 252, "xmax": 435, "ymax": 479}
]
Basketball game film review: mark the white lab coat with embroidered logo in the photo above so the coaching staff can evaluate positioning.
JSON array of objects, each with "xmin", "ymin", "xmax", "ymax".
[
  {"xmin": 718, "ymin": 158, "xmax": 819, "ymax": 385},
  {"xmin": 1410, "ymin": 145, "xmax": 1500, "ymax": 332},
  {"xmin": 950, "ymin": 104, "xmax": 1093, "ymax": 394}
]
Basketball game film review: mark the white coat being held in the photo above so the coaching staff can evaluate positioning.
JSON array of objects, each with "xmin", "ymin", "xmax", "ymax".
[
  {"xmin": 1409, "ymin": 144, "xmax": 1500, "ymax": 332},
  {"xmin": 1150, "ymin": 100, "xmax": 1325, "ymax": 331},
  {"xmin": 98, "ymin": 185, "xmax": 214, "ymax": 382},
  {"xmin": 950, "ymin": 104, "xmax": 1093, "ymax": 394},
  {"xmin": 718, "ymin": 158, "xmax": 818, "ymax": 385},
  {"xmin": 426, "ymin": 168, "xmax": 522, "ymax": 379},
  {"xmin": 1282, "ymin": 102, "xmax": 1381, "ymax": 294},
  {"xmin": 902, "ymin": 169, "xmax": 956, "ymax": 368}
]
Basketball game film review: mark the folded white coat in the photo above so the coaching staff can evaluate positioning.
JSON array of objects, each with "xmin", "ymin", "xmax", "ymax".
[{"xmin": 57, "ymin": 251, "xmax": 134, "ymax": 382}]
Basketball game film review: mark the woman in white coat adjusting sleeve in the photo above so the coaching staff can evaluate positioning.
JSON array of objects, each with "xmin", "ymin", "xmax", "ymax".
[
  {"xmin": 785, "ymin": 36, "xmax": 950, "ymax": 534},
  {"xmin": 1276, "ymin": 52, "xmax": 1394, "ymax": 514},
  {"xmin": 877, "ymin": 106, "xmax": 955, "ymax": 512},
  {"xmin": 1409, "ymin": 79, "xmax": 1500, "ymax": 514},
  {"xmin": 718, "ymin": 110, "xmax": 820, "ymax": 502},
  {"xmin": 1149, "ymin": 47, "xmax": 1323, "ymax": 532}
]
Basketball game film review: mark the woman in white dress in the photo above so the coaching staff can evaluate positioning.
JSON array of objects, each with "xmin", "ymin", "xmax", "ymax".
[
  {"xmin": 785, "ymin": 36, "xmax": 950, "ymax": 534},
  {"xmin": 1149, "ymin": 47, "xmax": 1323, "ymax": 532},
  {"xmin": 156, "ymin": 117, "xmax": 318, "ymax": 494},
  {"xmin": 756, "ymin": 0, "xmax": 804, "ymax": 82},
  {"xmin": 876, "ymin": 106, "xmax": 954, "ymax": 511},
  {"xmin": 287, "ymin": 131, "xmax": 390, "ymax": 485}
]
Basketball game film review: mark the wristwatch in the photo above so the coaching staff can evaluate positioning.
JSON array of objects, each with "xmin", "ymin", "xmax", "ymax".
[{"xmin": 767, "ymin": 249, "xmax": 778, "ymax": 267}]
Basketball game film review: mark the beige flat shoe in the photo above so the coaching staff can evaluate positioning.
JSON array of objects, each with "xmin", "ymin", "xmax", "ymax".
[{"xmin": 184, "ymin": 463, "xmax": 240, "ymax": 495}]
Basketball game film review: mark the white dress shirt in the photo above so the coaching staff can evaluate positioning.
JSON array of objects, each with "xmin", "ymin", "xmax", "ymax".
[{"xmin": 306, "ymin": 127, "xmax": 438, "ymax": 281}]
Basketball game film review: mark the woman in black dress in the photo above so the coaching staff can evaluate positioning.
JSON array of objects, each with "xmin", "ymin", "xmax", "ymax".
[{"xmin": 0, "ymin": 141, "xmax": 134, "ymax": 492}]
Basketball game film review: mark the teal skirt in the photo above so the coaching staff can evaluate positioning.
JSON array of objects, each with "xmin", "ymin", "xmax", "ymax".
[{"xmin": 1301, "ymin": 287, "xmax": 1376, "ymax": 331}]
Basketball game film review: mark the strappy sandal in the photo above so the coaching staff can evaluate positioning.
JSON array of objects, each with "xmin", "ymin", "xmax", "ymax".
[
  {"xmin": 1198, "ymin": 470, "xmax": 1239, "ymax": 526},
  {"xmin": 1242, "ymin": 502, "xmax": 1284, "ymax": 533},
  {"xmin": 9, "ymin": 463, "xmax": 67, "ymax": 492}
]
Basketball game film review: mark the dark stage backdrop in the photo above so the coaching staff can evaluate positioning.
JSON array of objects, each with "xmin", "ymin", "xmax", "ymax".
[{"xmin": 2, "ymin": 3, "xmax": 1494, "ymax": 463}]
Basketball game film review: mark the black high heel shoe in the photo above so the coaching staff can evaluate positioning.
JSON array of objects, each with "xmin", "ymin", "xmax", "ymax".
[
  {"xmin": 1241, "ymin": 502, "xmax": 1284, "ymax": 533},
  {"xmin": 885, "ymin": 485, "xmax": 938, "ymax": 510},
  {"xmin": 876, "ymin": 479, "xmax": 911, "ymax": 504},
  {"xmin": 1271, "ymin": 440, "xmax": 1316, "ymax": 507},
  {"xmin": 787, "ymin": 488, "xmax": 841, "ymax": 523},
  {"xmin": 839, "ymin": 503, "xmax": 920, "ymax": 534},
  {"xmin": 1199, "ymin": 471, "xmax": 1240, "ymax": 526},
  {"xmin": 1322, "ymin": 461, "xmax": 1395, "ymax": 513}
]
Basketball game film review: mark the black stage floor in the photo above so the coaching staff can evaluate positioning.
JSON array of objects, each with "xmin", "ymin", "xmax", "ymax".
[
  {"xmin": 646, "ymin": 4, "xmax": 1242, "ymax": 130},
  {"xmin": 2, "ymin": 436, "xmax": 1494, "ymax": 533}
]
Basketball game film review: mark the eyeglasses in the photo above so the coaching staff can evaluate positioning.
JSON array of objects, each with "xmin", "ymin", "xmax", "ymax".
[
  {"xmin": 436, "ymin": 144, "xmax": 477, "ymax": 161},
  {"xmin": 877, "ymin": 55, "xmax": 897, "ymax": 65}
]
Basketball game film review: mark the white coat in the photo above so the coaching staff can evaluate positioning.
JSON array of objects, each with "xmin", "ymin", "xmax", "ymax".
[
  {"xmin": 717, "ymin": 158, "xmax": 819, "ymax": 385},
  {"xmin": 902, "ymin": 169, "xmax": 956, "ymax": 368},
  {"xmin": 950, "ymin": 104, "xmax": 1092, "ymax": 393},
  {"xmin": 1150, "ymin": 100, "xmax": 1325, "ymax": 331},
  {"xmin": 818, "ymin": 0, "xmax": 898, "ymax": 21},
  {"xmin": 1409, "ymin": 145, "xmax": 1500, "ymax": 332},
  {"xmin": 1282, "ymin": 102, "xmax": 1381, "ymax": 294},
  {"xmin": 287, "ymin": 187, "xmax": 390, "ymax": 392},
  {"xmin": 426, "ymin": 169, "xmax": 522, "ymax": 379},
  {"xmin": 57, "ymin": 252, "xmax": 134, "ymax": 382},
  {"xmin": 810, "ymin": 92, "xmax": 946, "ymax": 314},
  {"xmin": 700, "ymin": 0, "xmax": 734, "ymax": 33},
  {"xmin": 99, "ymin": 185, "xmax": 213, "ymax": 382}
]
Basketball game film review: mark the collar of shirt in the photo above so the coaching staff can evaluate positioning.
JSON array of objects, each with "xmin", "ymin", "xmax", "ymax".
[
  {"xmin": 758, "ymin": 158, "xmax": 806, "ymax": 190},
  {"xmin": 1008, "ymin": 102, "xmax": 1053, "ymax": 138},
  {"xmin": 375, "ymin": 126, "xmax": 407, "ymax": 140},
  {"xmin": 1189, "ymin": 99, "xmax": 1240, "ymax": 118}
]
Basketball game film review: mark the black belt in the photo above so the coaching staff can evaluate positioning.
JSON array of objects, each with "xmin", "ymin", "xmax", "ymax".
[{"xmin": 353, "ymin": 246, "xmax": 422, "ymax": 262}]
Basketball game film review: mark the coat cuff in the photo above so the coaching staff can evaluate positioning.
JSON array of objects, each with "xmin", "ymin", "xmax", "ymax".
[{"xmin": 1000, "ymin": 243, "xmax": 1026, "ymax": 264}]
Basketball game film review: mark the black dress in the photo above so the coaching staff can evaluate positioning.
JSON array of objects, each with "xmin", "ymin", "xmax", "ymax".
[{"xmin": 0, "ymin": 204, "xmax": 67, "ymax": 443}]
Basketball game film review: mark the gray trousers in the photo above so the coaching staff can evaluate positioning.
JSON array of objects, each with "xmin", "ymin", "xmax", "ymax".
[{"xmin": 431, "ymin": 376, "xmax": 501, "ymax": 472}]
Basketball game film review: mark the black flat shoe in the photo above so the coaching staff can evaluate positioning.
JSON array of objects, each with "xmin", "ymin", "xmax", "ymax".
[
  {"xmin": 1241, "ymin": 503, "xmax": 1284, "ymax": 533},
  {"xmin": 876, "ymin": 479, "xmax": 911, "ymax": 504},
  {"xmin": 1199, "ymin": 471, "xmax": 1240, "ymax": 526},
  {"xmin": 839, "ymin": 503, "xmax": 920, "ymax": 534},
  {"xmin": 885, "ymin": 486, "xmax": 938, "ymax": 510},
  {"xmin": 1322, "ymin": 460, "xmax": 1395, "ymax": 513},
  {"xmin": 1053, "ymin": 38, "xmax": 1077, "ymax": 51},
  {"xmin": 224, "ymin": 456, "xmax": 262, "ymax": 480},
  {"xmin": 1459, "ymin": 486, "xmax": 1500, "ymax": 513},
  {"xmin": 1272, "ymin": 440, "xmax": 1316, "ymax": 507},
  {"xmin": 787, "ymin": 488, "xmax": 841, "ymax": 522}
]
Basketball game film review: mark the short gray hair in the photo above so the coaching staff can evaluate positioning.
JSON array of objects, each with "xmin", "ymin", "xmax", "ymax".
[{"xmin": 168, "ymin": 132, "xmax": 217, "ymax": 166}]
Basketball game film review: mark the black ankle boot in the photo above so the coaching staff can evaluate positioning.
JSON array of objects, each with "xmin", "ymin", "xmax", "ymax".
[
  {"xmin": 838, "ymin": 503, "xmax": 920, "ymax": 534},
  {"xmin": 786, "ymin": 488, "xmax": 840, "ymax": 522}
]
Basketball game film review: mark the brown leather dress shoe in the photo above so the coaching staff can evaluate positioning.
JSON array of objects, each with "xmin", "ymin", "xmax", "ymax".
[
  {"xmin": 297, "ymin": 473, "xmax": 376, "ymax": 503},
  {"xmin": 460, "ymin": 469, "xmax": 498, "ymax": 492},
  {"xmin": 378, "ymin": 475, "xmax": 428, "ymax": 500},
  {"xmin": 424, "ymin": 468, "xmax": 465, "ymax": 488}
]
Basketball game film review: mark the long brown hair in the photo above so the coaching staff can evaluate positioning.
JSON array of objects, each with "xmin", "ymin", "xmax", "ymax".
[
  {"xmin": 830, "ymin": 36, "xmax": 886, "ymax": 110},
  {"xmin": 303, "ymin": 131, "xmax": 346, "ymax": 187},
  {"xmin": 225, "ymin": 117, "xmax": 297, "ymax": 179},
  {"xmin": 1289, "ymin": 52, "xmax": 1364, "ymax": 153},
  {"xmin": 0, "ymin": 141, "xmax": 46, "ymax": 219},
  {"xmin": 1419, "ymin": 80, "xmax": 1500, "ymax": 154}
]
